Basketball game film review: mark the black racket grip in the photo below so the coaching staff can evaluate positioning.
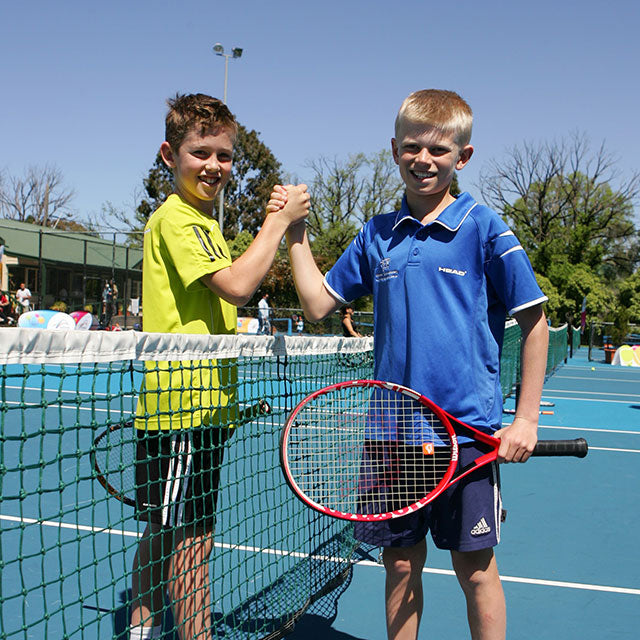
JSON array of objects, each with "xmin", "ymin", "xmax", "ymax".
[{"xmin": 533, "ymin": 438, "xmax": 588, "ymax": 458}]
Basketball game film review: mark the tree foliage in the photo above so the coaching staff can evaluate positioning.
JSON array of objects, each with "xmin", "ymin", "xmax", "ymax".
[
  {"xmin": 303, "ymin": 151, "xmax": 404, "ymax": 264},
  {"xmin": 479, "ymin": 133, "xmax": 640, "ymax": 276},
  {"xmin": 479, "ymin": 133, "xmax": 640, "ymax": 328},
  {"xmin": 223, "ymin": 125, "xmax": 283, "ymax": 237}
]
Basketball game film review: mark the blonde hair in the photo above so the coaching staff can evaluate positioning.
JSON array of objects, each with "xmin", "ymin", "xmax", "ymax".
[
  {"xmin": 165, "ymin": 93, "xmax": 237, "ymax": 151},
  {"xmin": 395, "ymin": 89, "xmax": 473, "ymax": 147}
]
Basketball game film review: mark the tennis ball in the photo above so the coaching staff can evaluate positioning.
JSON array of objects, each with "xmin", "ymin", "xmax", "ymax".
[{"xmin": 591, "ymin": 367, "xmax": 595, "ymax": 370}]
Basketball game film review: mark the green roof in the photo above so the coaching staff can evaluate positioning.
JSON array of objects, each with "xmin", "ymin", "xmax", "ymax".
[{"xmin": 0, "ymin": 219, "xmax": 142, "ymax": 270}]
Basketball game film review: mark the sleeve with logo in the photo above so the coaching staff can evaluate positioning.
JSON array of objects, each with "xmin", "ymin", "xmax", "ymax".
[
  {"xmin": 324, "ymin": 227, "xmax": 374, "ymax": 303},
  {"xmin": 159, "ymin": 215, "xmax": 232, "ymax": 291}
]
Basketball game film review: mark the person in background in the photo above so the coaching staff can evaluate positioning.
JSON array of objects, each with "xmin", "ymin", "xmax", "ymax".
[
  {"xmin": 102, "ymin": 280, "xmax": 113, "ymax": 327},
  {"xmin": 340, "ymin": 305, "xmax": 362, "ymax": 337},
  {"xmin": 0, "ymin": 291, "xmax": 14, "ymax": 324},
  {"xmin": 110, "ymin": 279, "xmax": 119, "ymax": 319},
  {"xmin": 15, "ymin": 283, "xmax": 31, "ymax": 314},
  {"xmin": 258, "ymin": 293, "xmax": 271, "ymax": 335}
]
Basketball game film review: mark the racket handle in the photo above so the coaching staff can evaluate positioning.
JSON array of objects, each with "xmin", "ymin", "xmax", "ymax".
[{"xmin": 533, "ymin": 438, "xmax": 588, "ymax": 458}]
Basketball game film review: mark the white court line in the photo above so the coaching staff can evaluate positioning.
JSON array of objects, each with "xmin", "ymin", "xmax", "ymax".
[
  {"xmin": 4, "ymin": 385, "xmax": 134, "ymax": 399},
  {"xmin": 537, "ymin": 425, "xmax": 640, "ymax": 435},
  {"xmin": 2, "ymin": 514, "xmax": 638, "ymax": 597},
  {"xmin": 589, "ymin": 446, "xmax": 640, "ymax": 453},
  {"xmin": 554, "ymin": 375, "xmax": 640, "ymax": 384},
  {"xmin": 540, "ymin": 395, "xmax": 638, "ymax": 404},
  {"xmin": 543, "ymin": 389, "xmax": 640, "ymax": 399},
  {"xmin": 2, "ymin": 401, "xmax": 127, "ymax": 414},
  {"xmin": 355, "ymin": 561, "xmax": 640, "ymax": 595}
]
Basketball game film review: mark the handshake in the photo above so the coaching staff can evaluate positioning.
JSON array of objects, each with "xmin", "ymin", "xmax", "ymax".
[{"xmin": 266, "ymin": 183, "xmax": 310, "ymax": 227}]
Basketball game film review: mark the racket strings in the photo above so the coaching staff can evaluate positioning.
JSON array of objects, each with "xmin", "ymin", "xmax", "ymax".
[{"xmin": 287, "ymin": 385, "xmax": 454, "ymax": 517}]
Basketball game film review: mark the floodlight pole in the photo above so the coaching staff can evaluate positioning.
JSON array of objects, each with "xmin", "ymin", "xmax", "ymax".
[{"xmin": 213, "ymin": 43, "xmax": 243, "ymax": 233}]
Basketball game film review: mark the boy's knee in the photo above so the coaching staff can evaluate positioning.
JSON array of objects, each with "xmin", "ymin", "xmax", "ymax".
[
  {"xmin": 383, "ymin": 540, "xmax": 427, "ymax": 578},
  {"xmin": 451, "ymin": 548, "xmax": 499, "ymax": 591}
]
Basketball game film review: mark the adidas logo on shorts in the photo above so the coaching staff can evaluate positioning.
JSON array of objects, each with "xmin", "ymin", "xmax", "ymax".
[{"xmin": 470, "ymin": 517, "xmax": 491, "ymax": 536}]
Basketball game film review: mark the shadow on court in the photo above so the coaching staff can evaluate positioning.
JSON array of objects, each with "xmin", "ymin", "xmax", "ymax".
[
  {"xmin": 112, "ymin": 593, "xmax": 367, "ymax": 640},
  {"xmin": 287, "ymin": 615, "xmax": 367, "ymax": 639},
  {"xmin": 111, "ymin": 530, "xmax": 365, "ymax": 639}
]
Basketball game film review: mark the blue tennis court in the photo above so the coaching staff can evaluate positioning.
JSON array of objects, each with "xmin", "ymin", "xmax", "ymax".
[
  {"xmin": 311, "ymin": 347, "xmax": 640, "ymax": 640},
  {"xmin": 1, "ymin": 333, "xmax": 638, "ymax": 639}
]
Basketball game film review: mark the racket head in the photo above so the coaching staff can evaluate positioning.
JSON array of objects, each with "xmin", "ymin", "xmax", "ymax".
[
  {"xmin": 90, "ymin": 422, "xmax": 136, "ymax": 507},
  {"xmin": 280, "ymin": 380, "xmax": 459, "ymax": 521}
]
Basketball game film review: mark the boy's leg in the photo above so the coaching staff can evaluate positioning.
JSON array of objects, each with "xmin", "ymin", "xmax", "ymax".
[
  {"xmin": 167, "ymin": 529, "xmax": 215, "ymax": 640},
  {"xmin": 382, "ymin": 539, "xmax": 427, "ymax": 640},
  {"xmin": 451, "ymin": 548, "xmax": 506, "ymax": 640},
  {"xmin": 429, "ymin": 443, "xmax": 504, "ymax": 638},
  {"xmin": 130, "ymin": 523, "xmax": 171, "ymax": 629}
]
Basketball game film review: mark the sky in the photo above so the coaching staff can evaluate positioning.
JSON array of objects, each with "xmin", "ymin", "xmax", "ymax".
[{"xmin": 1, "ymin": 0, "xmax": 639, "ymax": 232}]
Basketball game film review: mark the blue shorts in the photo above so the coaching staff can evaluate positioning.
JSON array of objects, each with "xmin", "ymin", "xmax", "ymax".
[{"xmin": 354, "ymin": 443, "xmax": 502, "ymax": 551}]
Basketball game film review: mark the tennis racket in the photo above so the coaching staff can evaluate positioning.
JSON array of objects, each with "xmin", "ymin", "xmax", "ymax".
[
  {"xmin": 91, "ymin": 399, "xmax": 271, "ymax": 506},
  {"xmin": 280, "ymin": 380, "xmax": 587, "ymax": 521}
]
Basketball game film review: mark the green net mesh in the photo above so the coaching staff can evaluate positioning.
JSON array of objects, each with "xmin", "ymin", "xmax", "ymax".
[
  {"xmin": 547, "ymin": 324, "xmax": 568, "ymax": 377},
  {"xmin": 0, "ymin": 319, "xmax": 566, "ymax": 639},
  {"xmin": 0, "ymin": 330, "xmax": 374, "ymax": 640},
  {"xmin": 500, "ymin": 320, "xmax": 521, "ymax": 400}
]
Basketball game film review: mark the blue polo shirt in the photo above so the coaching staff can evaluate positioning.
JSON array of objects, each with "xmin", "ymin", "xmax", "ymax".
[{"xmin": 324, "ymin": 192, "xmax": 547, "ymax": 442}]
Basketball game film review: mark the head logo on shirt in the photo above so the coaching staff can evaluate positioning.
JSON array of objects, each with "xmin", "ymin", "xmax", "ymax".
[
  {"xmin": 438, "ymin": 266, "xmax": 467, "ymax": 277},
  {"xmin": 375, "ymin": 257, "xmax": 398, "ymax": 282}
]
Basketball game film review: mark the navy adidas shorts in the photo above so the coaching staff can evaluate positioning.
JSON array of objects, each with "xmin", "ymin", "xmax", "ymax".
[
  {"xmin": 354, "ymin": 442, "xmax": 502, "ymax": 551},
  {"xmin": 135, "ymin": 426, "xmax": 228, "ymax": 530}
]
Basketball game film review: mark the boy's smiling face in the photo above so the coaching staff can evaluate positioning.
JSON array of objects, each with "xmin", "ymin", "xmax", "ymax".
[
  {"xmin": 160, "ymin": 126, "xmax": 235, "ymax": 216},
  {"xmin": 392, "ymin": 122, "xmax": 473, "ymax": 215}
]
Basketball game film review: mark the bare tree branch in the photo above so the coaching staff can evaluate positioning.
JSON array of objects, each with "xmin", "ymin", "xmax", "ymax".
[{"xmin": 0, "ymin": 165, "xmax": 74, "ymax": 225}]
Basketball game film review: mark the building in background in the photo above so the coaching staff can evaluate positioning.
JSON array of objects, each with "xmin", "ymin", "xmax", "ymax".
[{"xmin": 0, "ymin": 220, "xmax": 142, "ymax": 322}]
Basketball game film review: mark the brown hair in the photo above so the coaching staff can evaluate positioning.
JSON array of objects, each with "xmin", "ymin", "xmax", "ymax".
[
  {"xmin": 395, "ymin": 89, "xmax": 473, "ymax": 146},
  {"xmin": 165, "ymin": 93, "xmax": 238, "ymax": 150}
]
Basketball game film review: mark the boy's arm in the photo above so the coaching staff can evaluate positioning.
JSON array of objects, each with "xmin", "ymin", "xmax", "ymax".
[
  {"xmin": 494, "ymin": 304, "xmax": 549, "ymax": 463},
  {"xmin": 200, "ymin": 185, "xmax": 310, "ymax": 307},
  {"xmin": 286, "ymin": 221, "xmax": 342, "ymax": 321}
]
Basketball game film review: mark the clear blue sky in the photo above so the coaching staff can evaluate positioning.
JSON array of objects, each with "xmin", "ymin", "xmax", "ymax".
[{"xmin": 1, "ymin": 0, "xmax": 638, "ymax": 230}]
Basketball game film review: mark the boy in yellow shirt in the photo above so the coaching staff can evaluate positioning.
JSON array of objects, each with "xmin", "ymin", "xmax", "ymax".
[{"xmin": 130, "ymin": 93, "xmax": 309, "ymax": 640}]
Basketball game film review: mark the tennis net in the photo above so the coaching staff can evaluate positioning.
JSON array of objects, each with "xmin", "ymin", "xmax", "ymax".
[
  {"xmin": 547, "ymin": 323, "xmax": 568, "ymax": 377},
  {"xmin": 0, "ymin": 329, "xmax": 374, "ymax": 640},
  {"xmin": 0, "ymin": 319, "xmax": 569, "ymax": 639}
]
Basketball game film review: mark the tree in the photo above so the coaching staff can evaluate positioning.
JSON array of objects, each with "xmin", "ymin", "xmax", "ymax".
[
  {"xmin": 618, "ymin": 270, "xmax": 640, "ymax": 325},
  {"xmin": 479, "ymin": 133, "xmax": 640, "ymax": 276},
  {"xmin": 0, "ymin": 165, "xmax": 75, "ymax": 226},
  {"xmin": 135, "ymin": 152, "xmax": 173, "ymax": 225},
  {"xmin": 223, "ymin": 125, "xmax": 283, "ymax": 237},
  {"xmin": 304, "ymin": 151, "xmax": 404, "ymax": 263}
]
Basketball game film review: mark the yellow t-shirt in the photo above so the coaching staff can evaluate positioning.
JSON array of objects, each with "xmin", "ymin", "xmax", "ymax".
[{"xmin": 135, "ymin": 194, "xmax": 238, "ymax": 430}]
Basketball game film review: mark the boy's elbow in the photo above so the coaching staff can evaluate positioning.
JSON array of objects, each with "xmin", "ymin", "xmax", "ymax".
[
  {"xmin": 303, "ymin": 309, "xmax": 327, "ymax": 323},
  {"xmin": 201, "ymin": 273, "xmax": 253, "ymax": 307},
  {"xmin": 302, "ymin": 300, "xmax": 337, "ymax": 323}
]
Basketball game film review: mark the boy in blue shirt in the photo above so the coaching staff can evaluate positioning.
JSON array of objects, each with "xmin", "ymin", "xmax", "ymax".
[{"xmin": 279, "ymin": 89, "xmax": 549, "ymax": 639}]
